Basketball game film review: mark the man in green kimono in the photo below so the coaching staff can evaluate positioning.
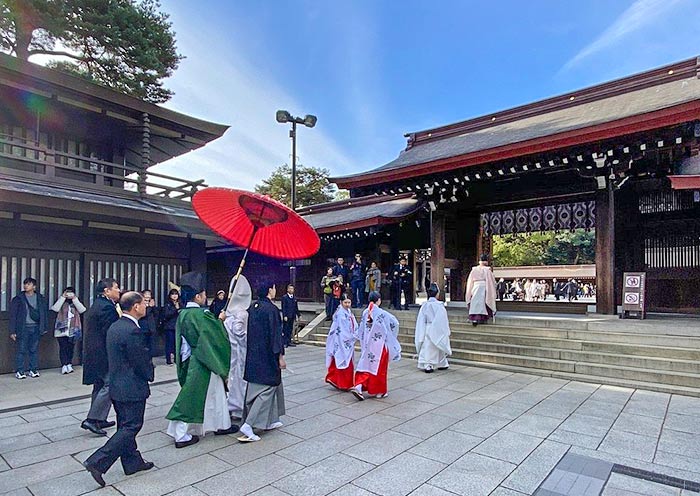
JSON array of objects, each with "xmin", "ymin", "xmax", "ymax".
[{"xmin": 165, "ymin": 272, "xmax": 237, "ymax": 448}]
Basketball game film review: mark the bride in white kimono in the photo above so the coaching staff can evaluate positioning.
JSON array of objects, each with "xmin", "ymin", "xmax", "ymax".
[
  {"xmin": 414, "ymin": 283, "xmax": 452, "ymax": 373},
  {"xmin": 223, "ymin": 275, "xmax": 252, "ymax": 420}
]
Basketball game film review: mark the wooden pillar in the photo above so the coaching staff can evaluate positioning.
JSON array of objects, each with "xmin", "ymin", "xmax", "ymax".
[
  {"xmin": 596, "ymin": 183, "xmax": 616, "ymax": 314},
  {"xmin": 139, "ymin": 113, "xmax": 150, "ymax": 196},
  {"xmin": 448, "ymin": 213, "xmax": 480, "ymax": 302},
  {"xmin": 431, "ymin": 212, "xmax": 446, "ymax": 301}
]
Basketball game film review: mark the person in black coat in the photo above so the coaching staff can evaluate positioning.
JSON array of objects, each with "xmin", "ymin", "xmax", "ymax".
[
  {"xmin": 160, "ymin": 289, "xmax": 180, "ymax": 365},
  {"xmin": 390, "ymin": 258, "xmax": 413, "ymax": 310},
  {"xmin": 9, "ymin": 277, "xmax": 49, "ymax": 379},
  {"xmin": 280, "ymin": 284, "xmax": 300, "ymax": 348},
  {"xmin": 238, "ymin": 281, "xmax": 286, "ymax": 442},
  {"xmin": 138, "ymin": 289, "xmax": 159, "ymax": 357},
  {"xmin": 81, "ymin": 278, "xmax": 121, "ymax": 436},
  {"xmin": 83, "ymin": 291, "xmax": 155, "ymax": 487},
  {"xmin": 209, "ymin": 290, "xmax": 227, "ymax": 317},
  {"xmin": 496, "ymin": 279, "xmax": 508, "ymax": 302}
]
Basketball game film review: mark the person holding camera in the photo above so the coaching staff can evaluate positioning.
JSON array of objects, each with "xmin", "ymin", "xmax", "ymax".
[
  {"xmin": 51, "ymin": 287, "xmax": 87, "ymax": 374},
  {"xmin": 9, "ymin": 277, "xmax": 49, "ymax": 379}
]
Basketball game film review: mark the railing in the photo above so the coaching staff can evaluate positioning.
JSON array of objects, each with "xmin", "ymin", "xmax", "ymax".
[{"xmin": 0, "ymin": 134, "xmax": 207, "ymax": 201}]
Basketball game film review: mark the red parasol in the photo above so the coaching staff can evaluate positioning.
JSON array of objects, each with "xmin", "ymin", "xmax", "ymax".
[{"xmin": 192, "ymin": 187, "xmax": 320, "ymax": 283}]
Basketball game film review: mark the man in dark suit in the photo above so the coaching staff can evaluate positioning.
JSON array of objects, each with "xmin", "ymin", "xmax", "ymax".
[
  {"xmin": 9, "ymin": 277, "xmax": 48, "ymax": 379},
  {"xmin": 390, "ymin": 257, "xmax": 413, "ymax": 310},
  {"xmin": 280, "ymin": 284, "xmax": 300, "ymax": 348},
  {"xmin": 81, "ymin": 278, "xmax": 121, "ymax": 436},
  {"xmin": 84, "ymin": 291, "xmax": 155, "ymax": 487}
]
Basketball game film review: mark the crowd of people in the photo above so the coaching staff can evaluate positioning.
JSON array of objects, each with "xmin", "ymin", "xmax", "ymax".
[
  {"xmin": 320, "ymin": 254, "xmax": 413, "ymax": 319},
  {"xmin": 496, "ymin": 278, "xmax": 596, "ymax": 302}
]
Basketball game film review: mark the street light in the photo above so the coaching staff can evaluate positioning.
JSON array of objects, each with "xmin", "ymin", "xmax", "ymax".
[
  {"xmin": 276, "ymin": 110, "xmax": 317, "ymax": 210},
  {"xmin": 277, "ymin": 110, "xmax": 317, "ymax": 294}
]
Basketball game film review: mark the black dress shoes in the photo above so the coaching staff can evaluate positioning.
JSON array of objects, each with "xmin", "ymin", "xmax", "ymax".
[
  {"xmin": 175, "ymin": 434, "xmax": 200, "ymax": 448},
  {"xmin": 124, "ymin": 461, "xmax": 155, "ymax": 476},
  {"xmin": 83, "ymin": 462, "xmax": 106, "ymax": 487},
  {"xmin": 81, "ymin": 420, "xmax": 107, "ymax": 436},
  {"xmin": 214, "ymin": 425, "xmax": 239, "ymax": 435},
  {"xmin": 96, "ymin": 420, "xmax": 116, "ymax": 429}
]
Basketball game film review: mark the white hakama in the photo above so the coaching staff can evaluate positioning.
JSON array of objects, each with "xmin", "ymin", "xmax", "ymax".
[{"xmin": 166, "ymin": 372, "xmax": 231, "ymax": 442}]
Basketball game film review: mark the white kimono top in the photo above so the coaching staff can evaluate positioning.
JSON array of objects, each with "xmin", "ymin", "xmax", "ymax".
[
  {"xmin": 356, "ymin": 304, "xmax": 402, "ymax": 375},
  {"xmin": 325, "ymin": 306, "xmax": 358, "ymax": 369}
]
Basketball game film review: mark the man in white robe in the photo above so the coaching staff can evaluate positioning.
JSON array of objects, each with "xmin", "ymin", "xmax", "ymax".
[
  {"xmin": 465, "ymin": 254, "xmax": 497, "ymax": 326},
  {"xmin": 165, "ymin": 272, "xmax": 235, "ymax": 448},
  {"xmin": 223, "ymin": 275, "xmax": 251, "ymax": 420},
  {"xmin": 414, "ymin": 283, "xmax": 452, "ymax": 373}
]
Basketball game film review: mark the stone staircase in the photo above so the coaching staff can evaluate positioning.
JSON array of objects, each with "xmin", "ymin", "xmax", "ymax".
[{"xmin": 302, "ymin": 309, "xmax": 700, "ymax": 397}]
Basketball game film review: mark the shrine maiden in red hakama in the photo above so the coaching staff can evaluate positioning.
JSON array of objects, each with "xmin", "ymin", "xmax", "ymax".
[
  {"xmin": 325, "ymin": 296, "xmax": 358, "ymax": 390},
  {"xmin": 351, "ymin": 292, "xmax": 401, "ymax": 400}
]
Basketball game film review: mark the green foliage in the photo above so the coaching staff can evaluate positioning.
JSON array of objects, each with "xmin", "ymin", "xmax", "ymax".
[
  {"xmin": 492, "ymin": 229, "xmax": 595, "ymax": 267},
  {"xmin": 0, "ymin": 0, "xmax": 182, "ymax": 103},
  {"xmin": 255, "ymin": 164, "xmax": 345, "ymax": 208}
]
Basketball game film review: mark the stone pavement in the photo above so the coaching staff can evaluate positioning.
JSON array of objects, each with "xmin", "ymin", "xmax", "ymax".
[
  {"xmin": 1, "ymin": 345, "xmax": 699, "ymax": 496},
  {"xmin": 0, "ymin": 358, "xmax": 178, "ymax": 412}
]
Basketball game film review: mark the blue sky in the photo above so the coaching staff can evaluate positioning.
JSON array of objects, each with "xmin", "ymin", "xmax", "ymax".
[{"xmin": 154, "ymin": 0, "xmax": 700, "ymax": 191}]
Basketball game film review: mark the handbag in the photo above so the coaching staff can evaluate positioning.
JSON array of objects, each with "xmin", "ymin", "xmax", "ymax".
[{"xmin": 25, "ymin": 296, "xmax": 40, "ymax": 322}]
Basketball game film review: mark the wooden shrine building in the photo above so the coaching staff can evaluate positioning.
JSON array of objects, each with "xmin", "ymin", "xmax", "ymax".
[
  {"xmin": 0, "ymin": 53, "xmax": 227, "ymax": 372},
  {"xmin": 333, "ymin": 57, "xmax": 700, "ymax": 315}
]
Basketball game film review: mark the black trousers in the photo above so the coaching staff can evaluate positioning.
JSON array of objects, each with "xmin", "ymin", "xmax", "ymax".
[
  {"xmin": 282, "ymin": 319, "xmax": 294, "ymax": 346},
  {"xmin": 86, "ymin": 399, "xmax": 146, "ymax": 474},
  {"xmin": 57, "ymin": 337, "xmax": 74, "ymax": 366},
  {"xmin": 164, "ymin": 329, "xmax": 176, "ymax": 363}
]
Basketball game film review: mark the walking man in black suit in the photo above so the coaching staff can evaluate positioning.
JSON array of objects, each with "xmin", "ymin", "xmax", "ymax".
[
  {"xmin": 281, "ymin": 284, "xmax": 300, "ymax": 347},
  {"xmin": 84, "ymin": 291, "xmax": 155, "ymax": 487},
  {"xmin": 81, "ymin": 278, "xmax": 121, "ymax": 436}
]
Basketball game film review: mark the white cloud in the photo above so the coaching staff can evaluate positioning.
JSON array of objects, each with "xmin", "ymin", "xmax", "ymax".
[
  {"xmin": 561, "ymin": 0, "xmax": 687, "ymax": 72},
  {"xmin": 150, "ymin": 20, "xmax": 357, "ymax": 191}
]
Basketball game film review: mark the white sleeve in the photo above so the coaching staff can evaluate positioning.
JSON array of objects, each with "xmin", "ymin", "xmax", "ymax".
[
  {"xmin": 72, "ymin": 297, "xmax": 87, "ymax": 314},
  {"xmin": 51, "ymin": 296, "xmax": 66, "ymax": 313}
]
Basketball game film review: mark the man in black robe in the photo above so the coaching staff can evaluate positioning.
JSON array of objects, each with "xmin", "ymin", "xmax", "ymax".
[{"xmin": 237, "ymin": 280, "xmax": 286, "ymax": 442}]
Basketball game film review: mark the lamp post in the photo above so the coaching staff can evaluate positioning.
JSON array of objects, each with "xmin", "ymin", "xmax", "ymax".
[
  {"xmin": 276, "ymin": 110, "xmax": 317, "ymax": 293},
  {"xmin": 276, "ymin": 110, "xmax": 317, "ymax": 210}
]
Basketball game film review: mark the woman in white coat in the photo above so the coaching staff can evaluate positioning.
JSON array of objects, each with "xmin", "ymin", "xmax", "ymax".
[
  {"xmin": 414, "ymin": 283, "xmax": 452, "ymax": 373},
  {"xmin": 51, "ymin": 286, "xmax": 86, "ymax": 374}
]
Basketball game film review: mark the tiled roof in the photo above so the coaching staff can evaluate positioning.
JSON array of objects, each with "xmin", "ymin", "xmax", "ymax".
[
  {"xmin": 333, "ymin": 57, "xmax": 700, "ymax": 187},
  {"xmin": 301, "ymin": 195, "xmax": 423, "ymax": 233}
]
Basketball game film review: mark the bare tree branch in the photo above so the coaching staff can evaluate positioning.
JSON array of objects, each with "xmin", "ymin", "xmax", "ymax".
[{"xmin": 27, "ymin": 48, "xmax": 86, "ymax": 61}]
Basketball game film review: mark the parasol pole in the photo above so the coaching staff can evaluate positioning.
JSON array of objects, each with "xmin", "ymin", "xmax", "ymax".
[{"xmin": 227, "ymin": 225, "xmax": 259, "ymax": 302}]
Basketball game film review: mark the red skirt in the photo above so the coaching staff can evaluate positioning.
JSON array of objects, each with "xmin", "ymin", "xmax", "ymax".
[
  {"xmin": 354, "ymin": 347, "xmax": 389, "ymax": 395},
  {"xmin": 326, "ymin": 357, "xmax": 355, "ymax": 391}
]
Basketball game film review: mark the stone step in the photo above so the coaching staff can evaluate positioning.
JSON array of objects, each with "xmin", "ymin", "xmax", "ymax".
[
  {"xmin": 314, "ymin": 321, "xmax": 700, "ymax": 350},
  {"xmin": 415, "ymin": 338, "xmax": 700, "ymax": 373},
  {"xmin": 428, "ymin": 355, "xmax": 700, "ymax": 398},
  {"xmin": 308, "ymin": 329, "xmax": 700, "ymax": 367},
  {"xmin": 305, "ymin": 332, "xmax": 700, "ymax": 388},
  {"xmin": 301, "ymin": 340, "xmax": 700, "ymax": 397}
]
